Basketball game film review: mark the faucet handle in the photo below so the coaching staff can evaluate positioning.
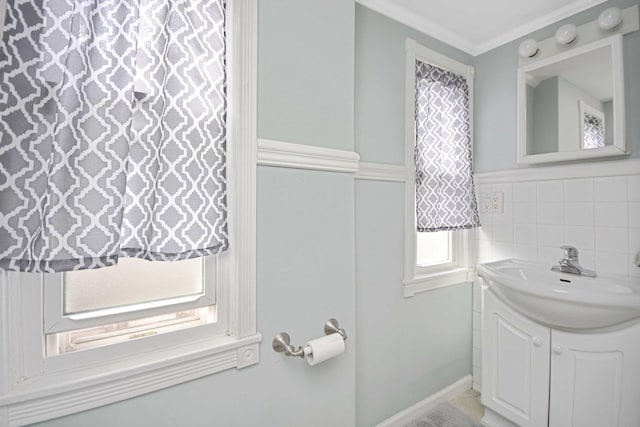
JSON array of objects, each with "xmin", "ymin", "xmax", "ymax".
[{"xmin": 560, "ymin": 245, "xmax": 578, "ymax": 260}]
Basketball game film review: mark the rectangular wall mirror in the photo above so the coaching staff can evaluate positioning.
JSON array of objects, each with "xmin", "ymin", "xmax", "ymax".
[{"xmin": 517, "ymin": 34, "xmax": 627, "ymax": 164}]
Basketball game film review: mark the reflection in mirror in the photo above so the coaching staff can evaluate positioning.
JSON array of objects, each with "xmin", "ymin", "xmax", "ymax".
[
  {"xmin": 526, "ymin": 44, "xmax": 612, "ymax": 154},
  {"xmin": 580, "ymin": 100, "xmax": 605, "ymax": 150},
  {"xmin": 517, "ymin": 34, "xmax": 626, "ymax": 164}
]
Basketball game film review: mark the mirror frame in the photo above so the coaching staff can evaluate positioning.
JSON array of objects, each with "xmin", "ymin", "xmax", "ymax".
[{"xmin": 517, "ymin": 34, "xmax": 626, "ymax": 165}]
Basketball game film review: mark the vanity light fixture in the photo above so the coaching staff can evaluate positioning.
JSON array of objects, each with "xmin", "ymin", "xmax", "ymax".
[
  {"xmin": 598, "ymin": 7, "xmax": 623, "ymax": 31},
  {"xmin": 555, "ymin": 23, "xmax": 578, "ymax": 45},
  {"xmin": 518, "ymin": 38, "xmax": 539, "ymax": 58}
]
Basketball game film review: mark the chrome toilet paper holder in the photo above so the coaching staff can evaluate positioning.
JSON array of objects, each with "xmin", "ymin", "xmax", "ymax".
[{"xmin": 272, "ymin": 318, "xmax": 347, "ymax": 358}]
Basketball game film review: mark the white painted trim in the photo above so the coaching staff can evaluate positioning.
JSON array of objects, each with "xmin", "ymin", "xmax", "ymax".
[
  {"xmin": 3, "ymin": 338, "xmax": 261, "ymax": 426},
  {"xmin": 404, "ymin": 39, "xmax": 419, "ymax": 287},
  {"xmin": 257, "ymin": 139, "xmax": 360, "ymax": 173},
  {"xmin": 475, "ymin": 158, "xmax": 640, "ymax": 184},
  {"xmin": 375, "ymin": 375, "xmax": 473, "ymax": 427},
  {"xmin": 356, "ymin": 0, "xmax": 476, "ymax": 55},
  {"xmin": 517, "ymin": 34, "xmax": 627, "ymax": 165},
  {"xmin": 403, "ymin": 40, "xmax": 476, "ymax": 293},
  {"xmin": 407, "ymin": 39, "xmax": 474, "ymax": 79},
  {"xmin": 403, "ymin": 269, "xmax": 475, "ymax": 298},
  {"xmin": 474, "ymin": 0, "xmax": 608, "ymax": 55},
  {"xmin": 228, "ymin": 0, "xmax": 259, "ymax": 340},
  {"xmin": 356, "ymin": 0, "xmax": 608, "ymax": 56},
  {"xmin": 356, "ymin": 162, "xmax": 408, "ymax": 182}
]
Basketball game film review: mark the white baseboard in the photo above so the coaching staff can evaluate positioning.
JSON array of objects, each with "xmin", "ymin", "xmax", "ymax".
[{"xmin": 375, "ymin": 375, "xmax": 473, "ymax": 427}]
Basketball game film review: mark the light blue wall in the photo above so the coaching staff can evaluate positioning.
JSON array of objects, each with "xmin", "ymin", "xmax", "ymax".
[
  {"xmin": 31, "ymin": 1, "xmax": 357, "ymax": 426},
  {"xmin": 474, "ymin": 0, "xmax": 640, "ymax": 172},
  {"xmin": 258, "ymin": 0, "xmax": 355, "ymax": 150},
  {"xmin": 355, "ymin": 5, "xmax": 472, "ymax": 165},
  {"xmin": 32, "ymin": 169, "xmax": 356, "ymax": 427},
  {"xmin": 354, "ymin": 6, "xmax": 473, "ymax": 426},
  {"xmin": 355, "ymin": 181, "xmax": 473, "ymax": 427}
]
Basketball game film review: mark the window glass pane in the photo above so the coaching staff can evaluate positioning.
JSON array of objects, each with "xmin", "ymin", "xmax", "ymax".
[
  {"xmin": 416, "ymin": 231, "xmax": 452, "ymax": 267},
  {"xmin": 64, "ymin": 257, "xmax": 205, "ymax": 315}
]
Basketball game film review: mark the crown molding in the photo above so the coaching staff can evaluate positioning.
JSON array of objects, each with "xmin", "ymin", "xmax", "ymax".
[
  {"xmin": 355, "ymin": 0, "xmax": 476, "ymax": 55},
  {"xmin": 356, "ymin": 0, "xmax": 609, "ymax": 56},
  {"xmin": 474, "ymin": 0, "xmax": 608, "ymax": 54}
]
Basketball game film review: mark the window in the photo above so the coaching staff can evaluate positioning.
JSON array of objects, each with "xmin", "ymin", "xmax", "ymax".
[
  {"xmin": 44, "ymin": 256, "xmax": 219, "ymax": 355},
  {"xmin": 403, "ymin": 39, "xmax": 479, "ymax": 297},
  {"xmin": 0, "ymin": 1, "xmax": 258, "ymax": 425}
]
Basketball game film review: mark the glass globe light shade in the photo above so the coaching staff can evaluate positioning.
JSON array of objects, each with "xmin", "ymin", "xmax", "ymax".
[
  {"xmin": 598, "ymin": 7, "xmax": 622, "ymax": 31},
  {"xmin": 555, "ymin": 23, "xmax": 578, "ymax": 45},
  {"xmin": 519, "ymin": 38, "xmax": 539, "ymax": 58}
]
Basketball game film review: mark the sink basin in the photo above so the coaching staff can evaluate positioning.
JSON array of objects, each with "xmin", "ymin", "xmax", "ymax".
[{"xmin": 477, "ymin": 259, "xmax": 640, "ymax": 330}]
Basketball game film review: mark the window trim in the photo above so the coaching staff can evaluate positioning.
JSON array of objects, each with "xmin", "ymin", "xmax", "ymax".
[
  {"xmin": 0, "ymin": 1, "xmax": 259, "ymax": 425},
  {"xmin": 403, "ymin": 39, "xmax": 475, "ymax": 298}
]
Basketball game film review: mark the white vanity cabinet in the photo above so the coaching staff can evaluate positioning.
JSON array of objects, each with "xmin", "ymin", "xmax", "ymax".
[
  {"xmin": 482, "ymin": 288, "xmax": 550, "ymax": 427},
  {"xmin": 482, "ymin": 288, "xmax": 640, "ymax": 427}
]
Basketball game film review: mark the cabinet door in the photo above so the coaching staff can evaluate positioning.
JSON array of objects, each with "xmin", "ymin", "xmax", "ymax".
[
  {"xmin": 549, "ymin": 324, "xmax": 640, "ymax": 427},
  {"xmin": 482, "ymin": 289, "xmax": 551, "ymax": 427}
]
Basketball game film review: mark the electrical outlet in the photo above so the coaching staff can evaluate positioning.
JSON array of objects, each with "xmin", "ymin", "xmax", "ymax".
[{"xmin": 481, "ymin": 192, "xmax": 504, "ymax": 214}]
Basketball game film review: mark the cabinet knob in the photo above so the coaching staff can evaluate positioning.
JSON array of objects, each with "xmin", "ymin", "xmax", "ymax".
[
  {"xmin": 552, "ymin": 345, "xmax": 563, "ymax": 355},
  {"xmin": 532, "ymin": 337, "xmax": 543, "ymax": 347}
]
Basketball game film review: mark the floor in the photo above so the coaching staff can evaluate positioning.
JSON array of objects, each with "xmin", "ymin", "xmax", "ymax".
[{"xmin": 450, "ymin": 389, "xmax": 484, "ymax": 422}]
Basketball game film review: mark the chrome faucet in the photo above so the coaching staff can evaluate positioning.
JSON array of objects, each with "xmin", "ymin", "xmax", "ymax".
[{"xmin": 551, "ymin": 245, "xmax": 597, "ymax": 277}]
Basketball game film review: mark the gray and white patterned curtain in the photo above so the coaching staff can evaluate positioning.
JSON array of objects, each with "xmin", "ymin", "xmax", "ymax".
[
  {"xmin": 0, "ymin": 0, "xmax": 228, "ymax": 273},
  {"xmin": 414, "ymin": 60, "xmax": 480, "ymax": 232},
  {"xmin": 582, "ymin": 112, "xmax": 605, "ymax": 149}
]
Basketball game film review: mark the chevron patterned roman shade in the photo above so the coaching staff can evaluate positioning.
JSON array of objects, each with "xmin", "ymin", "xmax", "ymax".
[
  {"xmin": 414, "ymin": 60, "xmax": 480, "ymax": 232},
  {"xmin": 0, "ymin": 0, "xmax": 228, "ymax": 272}
]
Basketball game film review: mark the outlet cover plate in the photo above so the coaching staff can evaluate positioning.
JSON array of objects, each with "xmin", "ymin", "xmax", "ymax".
[{"xmin": 481, "ymin": 192, "xmax": 504, "ymax": 214}]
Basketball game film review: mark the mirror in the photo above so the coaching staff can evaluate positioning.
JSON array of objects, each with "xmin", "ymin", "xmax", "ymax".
[{"xmin": 517, "ymin": 34, "xmax": 627, "ymax": 164}]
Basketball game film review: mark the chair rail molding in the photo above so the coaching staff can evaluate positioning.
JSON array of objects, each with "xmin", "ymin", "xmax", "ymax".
[
  {"xmin": 257, "ymin": 139, "xmax": 360, "ymax": 173},
  {"xmin": 356, "ymin": 162, "xmax": 409, "ymax": 182},
  {"xmin": 475, "ymin": 158, "xmax": 640, "ymax": 184}
]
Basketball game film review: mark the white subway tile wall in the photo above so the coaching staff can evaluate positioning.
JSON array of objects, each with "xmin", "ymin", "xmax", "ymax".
[
  {"xmin": 475, "ymin": 175, "xmax": 638, "ymax": 276},
  {"xmin": 471, "ymin": 173, "xmax": 640, "ymax": 391}
]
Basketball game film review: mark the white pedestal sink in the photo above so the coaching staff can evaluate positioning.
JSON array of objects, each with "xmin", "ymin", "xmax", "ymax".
[{"xmin": 477, "ymin": 259, "xmax": 640, "ymax": 330}]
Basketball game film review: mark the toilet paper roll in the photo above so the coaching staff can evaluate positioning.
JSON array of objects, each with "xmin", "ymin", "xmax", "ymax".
[{"xmin": 303, "ymin": 333, "xmax": 345, "ymax": 366}]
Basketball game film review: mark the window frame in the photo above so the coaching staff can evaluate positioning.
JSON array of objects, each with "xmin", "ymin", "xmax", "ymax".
[
  {"xmin": 0, "ymin": 1, "xmax": 259, "ymax": 425},
  {"xmin": 43, "ymin": 256, "xmax": 218, "ymax": 335},
  {"xmin": 416, "ymin": 230, "xmax": 455, "ymax": 271},
  {"xmin": 403, "ymin": 39, "xmax": 475, "ymax": 298}
]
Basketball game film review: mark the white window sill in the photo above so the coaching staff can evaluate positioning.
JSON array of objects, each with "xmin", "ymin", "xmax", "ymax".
[
  {"xmin": 0, "ymin": 332, "xmax": 261, "ymax": 427},
  {"xmin": 403, "ymin": 267, "xmax": 474, "ymax": 297}
]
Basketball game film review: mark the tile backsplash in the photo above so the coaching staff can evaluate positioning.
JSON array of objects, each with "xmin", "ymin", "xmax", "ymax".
[{"xmin": 475, "ymin": 174, "xmax": 640, "ymax": 278}]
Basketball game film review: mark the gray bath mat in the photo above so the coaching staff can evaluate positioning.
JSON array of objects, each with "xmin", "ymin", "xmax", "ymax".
[{"xmin": 405, "ymin": 402, "xmax": 482, "ymax": 427}]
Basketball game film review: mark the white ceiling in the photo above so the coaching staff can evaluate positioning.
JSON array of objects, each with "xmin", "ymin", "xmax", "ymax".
[{"xmin": 356, "ymin": 0, "xmax": 609, "ymax": 55}]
